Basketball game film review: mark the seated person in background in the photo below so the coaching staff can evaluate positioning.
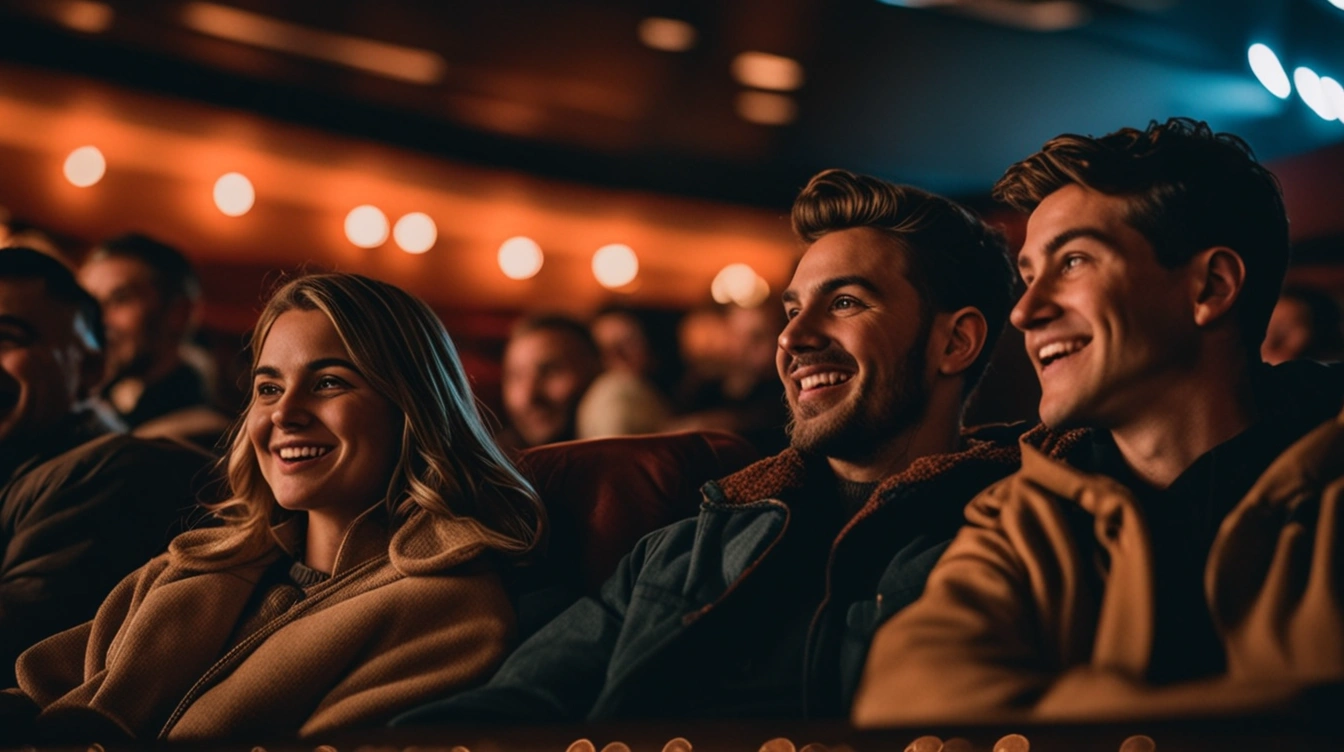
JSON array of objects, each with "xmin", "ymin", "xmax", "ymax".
[
  {"xmin": 855, "ymin": 118, "xmax": 1344, "ymax": 726},
  {"xmin": 576, "ymin": 306, "xmax": 680, "ymax": 439},
  {"xmin": 2, "ymin": 273, "xmax": 547, "ymax": 742},
  {"xmin": 1261, "ymin": 285, "xmax": 1343, "ymax": 364},
  {"xmin": 393, "ymin": 168, "xmax": 1021, "ymax": 724},
  {"xmin": 499, "ymin": 314, "xmax": 600, "ymax": 452},
  {"xmin": 0, "ymin": 248, "xmax": 211, "ymax": 687},
  {"xmin": 78, "ymin": 233, "xmax": 230, "ymax": 447},
  {"xmin": 670, "ymin": 302, "xmax": 790, "ymax": 455}
]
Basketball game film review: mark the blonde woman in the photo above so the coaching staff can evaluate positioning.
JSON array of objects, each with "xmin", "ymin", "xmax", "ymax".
[{"xmin": 1, "ymin": 273, "xmax": 545, "ymax": 742}]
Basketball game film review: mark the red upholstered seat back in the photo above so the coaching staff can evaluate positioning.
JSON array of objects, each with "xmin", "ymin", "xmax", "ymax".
[{"xmin": 518, "ymin": 430, "xmax": 759, "ymax": 592}]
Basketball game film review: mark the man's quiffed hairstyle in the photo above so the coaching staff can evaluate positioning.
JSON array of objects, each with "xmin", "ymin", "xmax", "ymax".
[
  {"xmin": 992, "ymin": 117, "xmax": 1290, "ymax": 353},
  {"xmin": 792, "ymin": 168, "xmax": 1014, "ymax": 398}
]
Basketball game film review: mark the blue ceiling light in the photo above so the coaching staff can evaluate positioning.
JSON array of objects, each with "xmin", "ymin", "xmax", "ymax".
[
  {"xmin": 1248, "ymin": 44, "xmax": 1292, "ymax": 99},
  {"xmin": 1294, "ymin": 67, "xmax": 1338, "ymax": 120},
  {"xmin": 1329, "ymin": 0, "xmax": 1344, "ymax": 11}
]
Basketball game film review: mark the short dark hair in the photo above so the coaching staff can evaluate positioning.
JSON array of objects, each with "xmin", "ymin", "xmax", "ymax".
[
  {"xmin": 792, "ymin": 168, "xmax": 1014, "ymax": 398},
  {"xmin": 511, "ymin": 314, "xmax": 601, "ymax": 364},
  {"xmin": 0, "ymin": 247, "xmax": 105, "ymax": 349},
  {"xmin": 89, "ymin": 232, "xmax": 201, "ymax": 304},
  {"xmin": 992, "ymin": 117, "xmax": 1290, "ymax": 354}
]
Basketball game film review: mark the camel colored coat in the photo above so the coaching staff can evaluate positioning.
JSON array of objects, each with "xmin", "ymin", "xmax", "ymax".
[
  {"xmin": 854, "ymin": 404, "xmax": 1344, "ymax": 726},
  {"xmin": 5, "ymin": 505, "xmax": 513, "ymax": 742}
]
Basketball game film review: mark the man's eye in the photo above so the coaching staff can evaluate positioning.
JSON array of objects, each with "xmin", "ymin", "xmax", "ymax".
[
  {"xmin": 784, "ymin": 308, "xmax": 799, "ymax": 320},
  {"xmin": 1062, "ymin": 254, "xmax": 1086, "ymax": 270}
]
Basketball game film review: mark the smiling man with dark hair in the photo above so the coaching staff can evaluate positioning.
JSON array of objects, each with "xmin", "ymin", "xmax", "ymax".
[
  {"xmin": 395, "ymin": 168, "xmax": 1020, "ymax": 724},
  {"xmin": 856, "ymin": 118, "xmax": 1344, "ymax": 726}
]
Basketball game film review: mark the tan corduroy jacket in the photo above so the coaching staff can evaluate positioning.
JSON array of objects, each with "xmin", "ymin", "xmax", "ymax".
[
  {"xmin": 853, "ymin": 405, "xmax": 1344, "ymax": 726},
  {"xmin": 5, "ymin": 503, "xmax": 513, "ymax": 742}
]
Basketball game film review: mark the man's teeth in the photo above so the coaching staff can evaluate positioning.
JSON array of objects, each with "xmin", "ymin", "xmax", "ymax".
[
  {"xmin": 278, "ymin": 446, "xmax": 331, "ymax": 460},
  {"xmin": 799, "ymin": 372, "xmax": 852, "ymax": 390},
  {"xmin": 1038, "ymin": 340, "xmax": 1087, "ymax": 364}
]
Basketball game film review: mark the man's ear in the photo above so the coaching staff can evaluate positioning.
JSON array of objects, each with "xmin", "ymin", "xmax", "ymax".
[
  {"xmin": 1191, "ymin": 247, "xmax": 1246, "ymax": 327},
  {"xmin": 933, "ymin": 306, "xmax": 988, "ymax": 379}
]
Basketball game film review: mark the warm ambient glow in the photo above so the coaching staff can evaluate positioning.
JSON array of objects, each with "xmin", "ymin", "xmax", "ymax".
[
  {"xmin": 731, "ymin": 51, "xmax": 804, "ymax": 91},
  {"xmin": 1248, "ymin": 44, "xmax": 1292, "ymax": 99},
  {"xmin": 63, "ymin": 145, "xmax": 106, "ymax": 187},
  {"xmin": 736, "ymin": 91, "xmax": 797, "ymax": 126},
  {"xmin": 498, "ymin": 236, "xmax": 544, "ymax": 280},
  {"xmin": 53, "ymin": 0, "xmax": 114, "ymax": 33},
  {"xmin": 637, "ymin": 17, "xmax": 697, "ymax": 52},
  {"xmin": 592, "ymin": 244, "xmax": 639, "ymax": 288},
  {"xmin": 180, "ymin": 2, "xmax": 446, "ymax": 85},
  {"xmin": 711, "ymin": 263, "xmax": 770, "ymax": 307},
  {"xmin": 213, "ymin": 172, "xmax": 255, "ymax": 216},
  {"xmin": 344, "ymin": 205, "xmax": 389, "ymax": 248},
  {"xmin": 393, "ymin": 212, "xmax": 437, "ymax": 254},
  {"xmin": 1294, "ymin": 67, "xmax": 1336, "ymax": 120}
]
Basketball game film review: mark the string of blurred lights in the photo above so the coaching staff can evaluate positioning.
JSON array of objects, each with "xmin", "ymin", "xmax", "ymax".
[
  {"xmin": 56, "ymin": 144, "xmax": 774, "ymax": 302},
  {"xmin": 1248, "ymin": 44, "xmax": 1344, "ymax": 125}
]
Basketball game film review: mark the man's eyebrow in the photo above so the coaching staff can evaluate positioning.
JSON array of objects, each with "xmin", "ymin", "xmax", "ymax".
[
  {"xmin": 1017, "ymin": 227, "xmax": 1118, "ymax": 274},
  {"xmin": 251, "ymin": 358, "xmax": 361, "ymax": 380}
]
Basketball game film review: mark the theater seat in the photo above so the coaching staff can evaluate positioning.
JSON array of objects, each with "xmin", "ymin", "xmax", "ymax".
[{"xmin": 506, "ymin": 430, "xmax": 759, "ymax": 636}]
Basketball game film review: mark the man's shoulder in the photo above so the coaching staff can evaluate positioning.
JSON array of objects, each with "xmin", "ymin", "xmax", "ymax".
[{"xmin": 6, "ymin": 433, "xmax": 214, "ymax": 502}]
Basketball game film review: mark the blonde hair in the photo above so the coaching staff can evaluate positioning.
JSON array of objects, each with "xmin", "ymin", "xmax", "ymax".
[{"xmin": 199, "ymin": 273, "xmax": 545, "ymax": 563}]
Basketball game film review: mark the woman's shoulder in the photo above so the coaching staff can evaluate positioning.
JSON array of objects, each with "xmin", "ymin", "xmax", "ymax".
[{"xmin": 389, "ymin": 507, "xmax": 500, "ymax": 578}]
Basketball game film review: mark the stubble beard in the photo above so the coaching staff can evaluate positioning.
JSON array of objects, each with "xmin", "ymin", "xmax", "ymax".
[{"xmin": 786, "ymin": 346, "xmax": 928, "ymax": 462}]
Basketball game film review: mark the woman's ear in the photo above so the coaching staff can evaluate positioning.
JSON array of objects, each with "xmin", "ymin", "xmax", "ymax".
[
  {"xmin": 1191, "ymin": 246, "xmax": 1246, "ymax": 327},
  {"xmin": 933, "ymin": 306, "xmax": 988, "ymax": 379}
]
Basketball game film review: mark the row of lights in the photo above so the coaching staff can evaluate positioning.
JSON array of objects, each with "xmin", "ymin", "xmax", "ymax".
[
  {"xmin": 637, "ymin": 16, "xmax": 803, "ymax": 126},
  {"xmin": 59, "ymin": 144, "xmax": 768, "ymax": 296},
  {"xmin": 1248, "ymin": 43, "xmax": 1344, "ymax": 125}
]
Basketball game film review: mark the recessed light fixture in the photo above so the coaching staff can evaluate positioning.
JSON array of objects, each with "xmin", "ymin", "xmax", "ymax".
[
  {"xmin": 638, "ymin": 17, "xmax": 696, "ymax": 52},
  {"xmin": 592, "ymin": 244, "xmax": 639, "ymax": 289},
  {"xmin": 393, "ymin": 212, "xmax": 436, "ymax": 254},
  {"xmin": 498, "ymin": 237, "xmax": 544, "ymax": 280},
  {"xmin": 731, "ymin": 51, "xmax": 804, "ymax": 91},
  {"xmin": 345, "ymin": 205, "xmax": 389, "ymax": 248},
  {"xmin": 213, "ymin": 172, "xmax": 255, "ymax": 216},
  {"xmin": 63, "ymin": 145, "xmax": 106, "ymax": 187},
  {"xmin": 1247, "ymin": 44, "xmax": 1291, "ymax": 99}
]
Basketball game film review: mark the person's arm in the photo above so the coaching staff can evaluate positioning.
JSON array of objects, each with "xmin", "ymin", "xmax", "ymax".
[
  {"xmin": 0, "ymin": 437, "xmax": 211, "ymax": 684},
  {"xmin": 390, "ymin": 533, "xmax": 656, "ymax": 726}
]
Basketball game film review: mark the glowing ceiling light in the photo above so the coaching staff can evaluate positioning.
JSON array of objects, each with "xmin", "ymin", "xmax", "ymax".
[
  {"xmin": 498, "ymin": 236, "xmax": 543, "ymax": 280},
  {"xmin": 344, "ymin": 205, "xmax": 389, "ymax": 248},
  {"xmin": 393, "ymin": 212, "xmax": 437, "ymax": 254},
  {"xmin": 637, "ymin": 17, "xmax": 696, "ymax": 52},
  {"xmin": 213, "ymin": 172, "xmax": 255, "ymax": 216},
  {"xmin": 711, "ymin": 263, "xmax": 769, "ymax": 307},
  {"xmin": 592, "ymin": 244, "xmax": 638, "ymax": 288},
  {"xmin": 1330, "ymin": 0, "xmax": 1344, "ymax": 10},
  {"xmin": 1321, "ymin": 77, "xmax": 1344, "ymax": 124},
  {"xmin": 55, "ymin": 1, "xmax": 114, "ymax": 33},
  {"xmin": 731, "ymin": 51, "xmax": 804, "ymax": 91},
  {"xmin": 1247, "ymin": 44, "xmax": 1291, "ymax": 99},
  {"xmin": 735, "ymin": 91, "xmax": 797, "ymax": 126},
  {"xmin": 1294, "ymin": 67, "xmax": 1337, "ymax": 120},
  {"xmin": 63, "ymin": 145, "xmax": 106, "ymax": 187}
]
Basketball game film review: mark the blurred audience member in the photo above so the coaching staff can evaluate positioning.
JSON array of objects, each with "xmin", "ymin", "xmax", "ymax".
[
  {"xmin": 577, "ymin": 306, "xmax": 680, "ymax": 438},
  {"xmin": 0, "ymin": 248, "xmax": 211, "ymax": 686},
  {"xmin": 79, "ymin": 233, "xmax": 229, "ymax": 447},
  {"xmin": 501, "ymin": 315, "xmax": 600, "ymax": 450},
  {"xmin": 1261, "ymin": 285, "xmax": 1343, "ymax": 364},
  {"xmin": 671, "ymin": 303, "xmax": 789, "ymax": 454}
]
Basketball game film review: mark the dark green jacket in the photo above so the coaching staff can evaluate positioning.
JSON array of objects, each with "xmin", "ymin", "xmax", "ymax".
[{"xmin": 394, "ymin": 425, "xmax": 1023, "ymax": 724}]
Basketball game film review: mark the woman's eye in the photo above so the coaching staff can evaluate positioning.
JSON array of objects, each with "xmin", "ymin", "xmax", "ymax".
[
  {"xmin": 315, "ymin": 375, "xmax": 347, "ymax": 390},
  {"xmin": 255, "ymin": 383, "xmax": 280, "ymax": 397}
]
